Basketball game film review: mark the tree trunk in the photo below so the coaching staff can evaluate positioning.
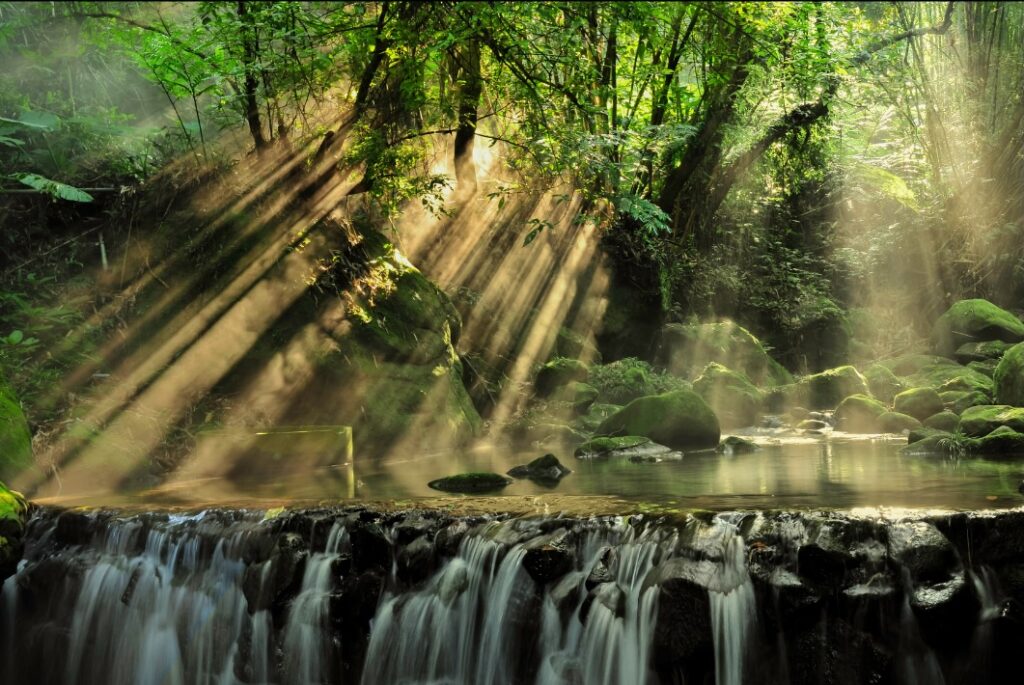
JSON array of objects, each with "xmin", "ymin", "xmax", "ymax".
[
  {"xmin": 237, "ymin": 1, "xmax": 267, "ymax": 151},
  {"xmin": 453, "ymin": 39, "xmax": 481, "ymax": 195}
]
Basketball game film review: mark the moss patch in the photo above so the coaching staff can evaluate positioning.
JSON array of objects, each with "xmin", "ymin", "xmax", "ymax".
[
  {"xmin": 922, "ymin": 411, "xmax": 960, "ymax": 433},
  {"xmin": 994, "ymin": 342, "xmax": 1024, "ymax": 407},
  {"xmin": 535, "ymin": 358, "xmax": 589, "ymax": 397},
  {"xmin": 574, "ymin": 435, "xmax": 652, "ymax": 458},
  {"xmin": 864, "ymin": 364, "xmax": 904, "ymax": 404}
]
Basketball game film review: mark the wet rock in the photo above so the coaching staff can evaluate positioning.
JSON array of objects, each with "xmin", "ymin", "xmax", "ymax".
[
  {"xmin": 907, "ymin": 426, "xmax": 953, "ymax": 444},
  {"xmin": 911, "ymin": 572, "xmax": 979, "ymax": 648},
  {"xmin": 393, "ymin": 514, "xmax": 441, "ymax": 545},
  {"xmin": 834, "ymin": 394, "xmax": 887, "ymax": 432},
  {"xmin": 650, "ymin": 557, "xmax": 716, "ymax": 669},
  {"xmin": 995, "ymin": 341, "xmax": 1024, "ymax": 406},
  {"xmin": 693, "ymin": 362, "xmax": 763, "ymax": 428},
  {"xmin": 550, "ymin": 570, "xmax": 586, "ymax": 615},
  {"xmin": 241, "ymin": 532, "xmax": 308, "ymax": 616},
  {"xmin": 955, "ymin": 340, "xmax": 1014, "ymax": 364},
  {"xmin": 931, "ymin": 299, "xmax": 1024, "ymax": 357},
  {"xmin": 887, "ymin": 521, "xmax": 958, "ymax": 583},
  {"xmin": 959, "ymin": 405, "xmax": 1024, "ymax": 437},
  {"xmin": 922, "ymin": 410, "xmax": 960, "ymax": 432},
  {"xmin": 507, "ymin": 454, "xmax": 571, "ymax": 483},
  {"xmin": 790, "ymin": 366, "xmax": 870, "ymax": 410},
  {"xmin": 717, "ymin": 435, "xmax": 758, "ymax": 454},
  {"xmin": 973, "ymin": 425, "xmax": 1024, "ymax": 455},
  {"xmin": 797, "ymin": 419, "xmax": 829, "ymax": 431},
  {"xmin": 586, "ymin": 547, "xmax": 617, "ymax": 590},
  {"xmin": 52, "ymin": 509, "xmax": 97, "ymax": 547},
  {"xmin": 575, "ymin": 435, "xmax": 658, "ymax": 459},
  {"xmin": 427, "ymin": 472, "xmax": 511, "ymax": 493},
  {"xmin": 523, "ymin": 529, "xmax": 575, "ymax": 584},
  {"xmin": 396, "ymin": 534, "xmax": 436, "ymax": 585},
  {"xmin": 878, "ymin": 411, "xmax": 921, "ymax": 433},
  {"xmin": 579, "ymin": 581, "xmax": 625, "ymax": 621},
  {"xmin": 865, "ymin": 363, "xmax": 904, "ymax": 403},
  {"xmin": 350, "ymin": 520, "xmax": 392, "ymax": 572}
]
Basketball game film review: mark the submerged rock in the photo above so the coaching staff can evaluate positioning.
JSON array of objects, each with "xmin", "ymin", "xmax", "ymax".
[
  {"xmin": 427, "ymin": 473, "xmax": 511, "ymax": 493},
  {"xmin": 507, "ymin": 454, "xmax": 571, "ymax": 483},
  {"xmin": 893, "ymin": 387, "xmax": 945, "ymax": 421},
  {"xmin": 574, "ymin": 435, "xmax": 677, "ymax": 460},
  {"xmin": 994, "ymin": 341, "xmax": 1024, "ymax": 406},
  {"xmin": 797, "ymin": 419, "xmax": 829, "ymax": 431},
  {"xmin": 834, "ymin": 394, "xmax": 887, "ymax": 432},
  {"xmin": 931, "ymin": 299, "xmax": 1024, "ymax": 357},
  {"xmin": 595, "ymin": 390, "xmax": 720, "ymax": 451},
  {"xmin": 522, "ymin": 529, "xmax": 575, "ymax": 584}
]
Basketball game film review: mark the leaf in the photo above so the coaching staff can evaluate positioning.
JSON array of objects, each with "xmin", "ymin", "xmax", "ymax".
[
  {"xmin": 14, "ymin": 174, "xmax": 94, "ymax": 202},
  {"xmin": 7, "ymin": 330, "xmax": 23, "ymax": 344},
  {"xmin": 0, "ymin": 110, "xmax": 61, "ymax": 132}
]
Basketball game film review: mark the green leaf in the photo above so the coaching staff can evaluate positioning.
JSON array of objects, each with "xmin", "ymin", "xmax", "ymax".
[
  {"xmin": 0, "ymin": 110, "xmax": 61, "ymax": 132},
  {"xmin": 7, "ymin": 330, "xmax": 23, "ymax": 344},
  {"xmin": 14, "ymin": 174, "xmax": 94, "ymax": 203}
]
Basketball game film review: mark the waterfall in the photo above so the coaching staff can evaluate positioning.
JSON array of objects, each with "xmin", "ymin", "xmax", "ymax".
[{"xmin": 0, "ymin": 506, "xmax": 1011, "ymax": 685}]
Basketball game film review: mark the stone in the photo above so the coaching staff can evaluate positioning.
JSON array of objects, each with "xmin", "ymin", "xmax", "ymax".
[
  {"xmin": 693, "ymin": 362, "xmax": 762, "ymax": 428},
  {"xmin": 797, "ymin": 419, "xmax": 829, "ymax": 431},
  {"xmin": 655, "ymin": 320, "xmax": 792, "ymax": 386},
  {"xmin": 507, "ymin": 454, "xmax": 571, "ymax": 483},
  {"xmin": 535, "ymin": 358, "xmax": 589, "ymax": 397},
  {"xmin": 931, "ymin": 299, "xmax": 1024, "ymax": 357},
  {"xmin": 523, "ymin": 529, "xmax": 575, "ymax": 584},
  {"xmin": 864, "ymin": 364, "xmax": 904, "ymax": 403},
  {"xmin": 717, "ymin": 436, "xmax": 758, "ymax": 454},
  {"xmin": 878, "ymin": 411, "xmax": 922, "ymax": 433},
  {"xmin": 427, "ymin": 472, "xmax": 511, "ymax": 493},
  {"xmin": 974, "ymin": 426, "xmax": 1024, "ymax": 455},
  {"xmin": 595, "ymin": 390, "xmax": 720, "ymax": 451},
  {"xmin": 550, "ymin": 381, "xmax": 599, "ymax": 412},
  {"xmin": 908, "ymin": 427, "xmax": 953, "ymax": 444},
  {"xmin": 994, "ymin": 342, "xmax": 1024, "ymax": 407},
  {"xmin": 787, "ymin": 366, "xmax": 870, "ymax": 410},
  {"xmin": 834, "ymin": 394, "xmax": 887, "ymax": 432},
  {"xmin": 396, "ymin": 535, "xmax": 436, "ymax": 585},
  {"xmin": 893, "ymin": 387, "xmax": 945, "ymax": 421},
  {"xmin": 959, "ymin": 405, "xmax": 1024, "ymax": 437},
  {"xmin": 574, "ymin": 436, "xmax": 679, "ymax": 460},
  {"xmin": 923, "ymin": 411, "xmax": 960, "ymax": 433},
  {"xmin": 887, "ymin": 521, "xmax": 958, "ymax": 583},
  {"xmin": 574, "ymin": 402, "xmax": 622, "ymax": 432},
  {"xmin": 939, "ymin": 389, "xmax": 990, "ymax": 414},
  {"xmin": 954, "ymin": 340, "xmax": 1014, "ymax": 364},
  {"xmin": 876, "ymin": 354, "xmax": 994, "ymax": 399}
]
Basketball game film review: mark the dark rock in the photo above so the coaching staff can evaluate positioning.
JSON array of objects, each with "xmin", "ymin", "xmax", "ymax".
[
  {"xmin": 717, "ymin": 435, "xmax": 758, "ymax": 454},
  {"xmin": 523, "ymin": 529, "xmax": 575, "ymax": 584},
  {"xmin": 887, "ymin": 521, "xmax": 958, "ymax": 583},
  {"xmin": 797, "ymin": 419, "xmax": 829, "ymax": 431},
  {"xmin": 595, "ymin": 390, "xmax": 720, "ymax": 451},
  {"xmin": 894, "ymin": 387, "xmax": 945, "ymax": 421},
  {"xmin": 396, "ymin": 534, "xmax": 435, "ymax": 585},
  {"xmin": 579, "ymin": 581, "xmax": 625, "ymax": 622},
  {"xmin": 535, "ymin": 358, "xmax": 589, "ymax": 396},
  {"xmin": 507, "ymin": 454, "xmax": 571, "ymax": 483},
  {"xmin": 350, "ymin": 520, "xmax": 392, "ymax": 572},
  {"xmin": 427, "ymin": 472, "xmax": 511, "ymax": 493}
]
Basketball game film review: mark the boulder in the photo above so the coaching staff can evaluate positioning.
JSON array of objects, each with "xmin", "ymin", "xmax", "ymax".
[
  {"xmin": 955, "ymin": 340, "xmax": 1013, "ymax": 364},
  {"xmin": 894, "ymin": 388, "xmax": 945, "ymax": 421},
  {"xmin": 595, "ymin": 390, "xmax": 720, "ymax": 450},
  {"xmin": 574, "ymin": 436, "xmax": 677, "ymax": 460},
  {"xmin": 922, "ymin": 411, "xmax": 960, "ymax": 433},
  {"xmin": 656, "ymin": 320, "xmax": 792, "ymax": 386},
  {"xmin": 522, "ymin": 529, "xmax": 575, "ymax": 584},
  {"xmin": 574, "ymin": 402, "xmax": 622, "ymax": 432},
  {"xmin": 876, "ymin": 354, "xmax": 994, "ymax": 399},
  {"xmin": 878, "ymin": 412, "xmax": 922, "ymax": 433},
  {"xmin": 550, "ymin": 381, "xmax": 598, "ymax": 412},
  {"xmin": 693, "ymin": 362, "xmax": 762, "ymax": 428},
  {"xmin": 966, "ymin": 359, "xmax": 999, "ymax": 378},
  {"xmin": 931, "ymin": 299, "xmax": 1024, "ymax": 357},
  {"xmin": 788, "ymin": 366, "xmax": 870, "ymax": 410},
  {"xmin": 427, "ymin": 473, "xmax": 511, "ymax": 493},
  {"xmin": 908, "ymin": 427, "xmax": 953, "ymax": 444},
  {"xmin": 994, "ymin": 342, "xmax": 1024, "ymax": 406},
  {"xmin": 535, "ymin": 358, "xmax": 589, "ymax": 397},
  {"xmin": 939, "ymin": 389, "xmax": 989, "ymax": 414},
  {"xmin": 554, "ymin": 327, "xmax": 600, "ymax": 362},
  {"xmin": 864, "ymin": 364, "xmax": 904, "ymax": 404},
  {"xmin": 834, "ymin": 394, "xmax": 887, "ymax": 432},
  {"xmin": 797, "ymin": 419, "xmax": 829, "ymax": 431},
  {"xmin": 959, "ymin": 405, "xmax": 1024, "ymax": 437},
  {"xmin": 507, "ymin": 454, "xmax": 571, "ymax": 483},
  {"xmin": 887, "ymin": 521, "xmax": 958, "ymax": 583},
  {"xmin": 717, "ymin": 436, "xmax": 758, "ymax": 454},
  {"xmin": 0, "ymin": 377, "xmax": 32, "ymax": 480},
  {"xmin": 0, "ymin": 482, "xmax": 28, "ymax": 581},
  {"xmin": 973, "ymin": 426, "xmax": 1024, "ymax": 455}
]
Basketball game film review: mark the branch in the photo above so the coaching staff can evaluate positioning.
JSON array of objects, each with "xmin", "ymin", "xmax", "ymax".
[{"xmin": 852, "ymin": 1, "xmax": 956, "ymax": 65}]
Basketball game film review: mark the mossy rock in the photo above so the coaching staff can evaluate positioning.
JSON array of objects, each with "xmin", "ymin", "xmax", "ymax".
[
  {"xmin": 554, "ymin": 327, "xmax": 600, "ymax": 362},
  {"xmin": 907, "ymin": 427, "xmax": 953, "ymax": 444},
  {"xmin": 878, "ymin": 412, "xmax": 922, "ymax": 433},
  {"xmin": 834, "ymin": 394, "xmax": 887, "ymax": 432},
  {"xmin": 574, "ymin": 402, "xmax": 623, "ymax": 432},
  {"xmin": 966, "ymin": 360, "xmax": 999, "ymax": 379},
  {"xmin": 693, "ymin": 362, "xmax": 762, "ymax": 428},
  {"xmin": 959, "ymin": 405, "xmax": 1024, "ymax": 437},
  {"xmin": 954, "ymin": 340, "xmax": 1013, "ymax": 364},
  {"xmin": 0, "ymin": 379, "xmax": 32, "ymax": 481},
  {"xmin": 717, "ymin": 435, "xmax": 758, "ymax": 454},
  {"xmin": 938, "ymin": 390, "xmax": 989, "ymax": 415},
  {"xmin": 595, "ymin": 390, "xmax": 720, "ymax": 451},
  {"xmin": 797, "ymin": 419, "xmax": 829, "ymax": 431},
  {"xmin": 550, "ymin": 382, "xmax": 599, "ymax": 412},
  {"xmin": 586, "ymin": 358, "xmax": 690, "ymax": 406},
  {"xmin": 972, "ymin": 426, "xmax": 1024, "ymax": 455},
  {"xmin": 864, "ymin": 364, "xmax": 904, "ymax": 404},
  {"xmin": 507, "ymin": 454, "xmax": 571, "ymax": 482},
  {"xmin": 994, "ymin": 342, "xmax": 1024, "ymax": 407},
  {"xmin": 428, "ymin": 472, "xmax": 511, "ymax": 493},
  {"xmin": 902, "ymin": 434, "xmax": 957, "ymax": 456},
  {"xmin": 922, "ymin": 411, "xmax": 960, "ymax": 433},
  {"xmin": 893, "ymin": 388, "xmax": 945, "ymax": 421},
  {"xmin": 785, "ymin": 366, "xmax": 870, "ymax": 410},
  {"xmin": 535, "ymin": 358, "xmax": 589, "ymax": 397},
  {"xmin": 931, "ymin": 299, "xmax": 1024, "ymax": 357},
  {"xmin": 876, "ymin": 354, "xmax": 994, "ymax": 399},
  {"xmin": 0, "ymin": 482, "xmax": 28, "ymax": 580},
  {"xmin": 574, "ymin": 435, "xmax": 652, "ymax": 459},
  {"xmin": 656, "ymin": 320, "xmax": 792, "ymax": 386}
]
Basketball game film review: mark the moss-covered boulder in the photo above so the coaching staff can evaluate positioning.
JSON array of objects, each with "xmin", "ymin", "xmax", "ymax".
[
  {"xmin": 876, "ymin": 354, "xmax": 994, "ymax": 399},
  {"xmin": 923, "ymin": 411, "xmax": 960, "ymax": 433},
  {"xmin": 595, "ymin": 390, "xmax": 720, "ymax": 450},
  {"xmin": 954, "ymin": 340, "xmax": 1013, "ymax": 364},
  {"xmin": 0, "ymin": 481, "xmax": 28, "ymax": 580},
  {"xmin": 878, "ymin": 412, "xmax": 922, "ymax": 433},
  {"xmin": 574, "ymin": 402, "xmax": 623, "ymax": 432},
  {"xmin": 693, "ymin": 363, "xmax": 762, "ymax": 428},
  {"xmin": 966, "ymin": 360, "xmax": 999, "ymax": 379},
  {"xmin": 959, "ymin": 405, "xmax": 1024, "ymax": 437},
  {"xmin": 864, "ymin": 364, "xmax": 904, "ymax": 404},
  {"xmin": 834, "ymin": 394, "xmax": 887, "ymax": 432},
  {"xmin": 939, "ymin": 390, "xmax": 989, "ymax": 415},
  {"xmin": 931, "ymin": 299, "xmax": 1024, "ymax": 357},
  {"xmin": 656, "ymin": 320, "xmax": 791, "ymax": 386},
  {"xmin": 972, "ymin": 426, "xmax": 1024, "ymax": 455},
  {"xmin": 575, "ymin": 435, "xmax": 674, "ymax": 460},
  {"xmin": 535, "ymin": 358, "xmax": 589, "ymax": 397},
  {"xmin": 994, "ymin": 342, "xmax": 1024, "ymax": 407},
  {"xmin": 428, "ymin": 473, "xmax": 511, "ymax": 493},
  {"xmin": 783, "ymin": 366, "xmax": 870, "ymax": 410},
  {"xmin": 893, "ymin": 388, "xmax": 945, "ymax": 421},
  {"xmin": 0, "ymin": 378, "xmax": 32, "ymax": 481},
  {"xmin": 908, "ymin": 427, "xmax": 953, "ymax": 444}
]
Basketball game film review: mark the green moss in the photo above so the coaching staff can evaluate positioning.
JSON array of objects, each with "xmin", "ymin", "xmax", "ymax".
[
  {"xmin": 908, "ymin": 427, "xmax": 953, "ymax": 444},
  {"xmin": 574, "ymin": 435, "xmax": 652, "ymax": 458},
  {"xmin": 922, "ymin": 411, "xmax": 960, "ymax": 432},
  {"xmin": 893, "ymin": 387, "xmax": 945, "ymax": 421},
  {"xmin": 534, "ymin": 358, "xmax": 589, "ymax": 396},
  {"xmin": 587, "ymin": 358, "xmax": 689, "ymax": 405},
  {"xmin": 574, "ymin": 402, "xmax": 623, "ymax": 432},
  {"xmin": 864, "ymin": 364, "xmax": 904, "ymax": 404},
  {"xmin": 955, "ymin": 340, "xmax": 1013, "ymax": 363},
  {"xmin": 974, "ymin": 426, "xmax": 1024, "ymax": 455},
  {"xmin": 595, "ymin": 389, "xmax": 720, "ymax": 450},
  {"xmin": 876, "ymin": 354, "xmax": 994, "ymax": 398},
  {"xmin": 994, "ymin": 342, "xmax": 1024, "ymax": 406},
  {"xmin": 959, "ymin": 405, "xmax": 1024, "ymax": 437},
  {"xmin": 0, "ymin": 379, "xmax": 32, "ymax": 481},
  {"xmin": 786, "ymin": 365, "xmax": 870, "ymax": 410},
  {"xmin": 931, "ymin": 299, "xmax": 1024, "ymax": 357},
  {"xmin": 966, "ymin": 360, "xmax": 999, "ymax": 378},
  {"xmin": 834, "ymin": 394, "xmax": 887, "ymax": 432},
  {"xmin": 693, "ymin": 362, "xmax": 763, "ymax": 428},
  {"xmin": 427, "ymin": 473, "xmax": 511, "ymax": 493},
  {"xmin": 554, "ymin": 327, "xmax": 600, "ymax": 362},
  {"xmin": 938, "ymin": 389, "xmax": 989, "ymax": 415},
  {"xmin": 656, "ymin": 320, "xmax": 792, "ymax": 386},
  {"xmin": 878, "ymin": 412, "xmax": 922, "ymax": 433}
]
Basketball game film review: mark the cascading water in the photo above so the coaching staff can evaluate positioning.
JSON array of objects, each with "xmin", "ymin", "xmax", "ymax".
[{"xmin": 0, "ymin": 506, "xmax": 1020, "ymax": 684}]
